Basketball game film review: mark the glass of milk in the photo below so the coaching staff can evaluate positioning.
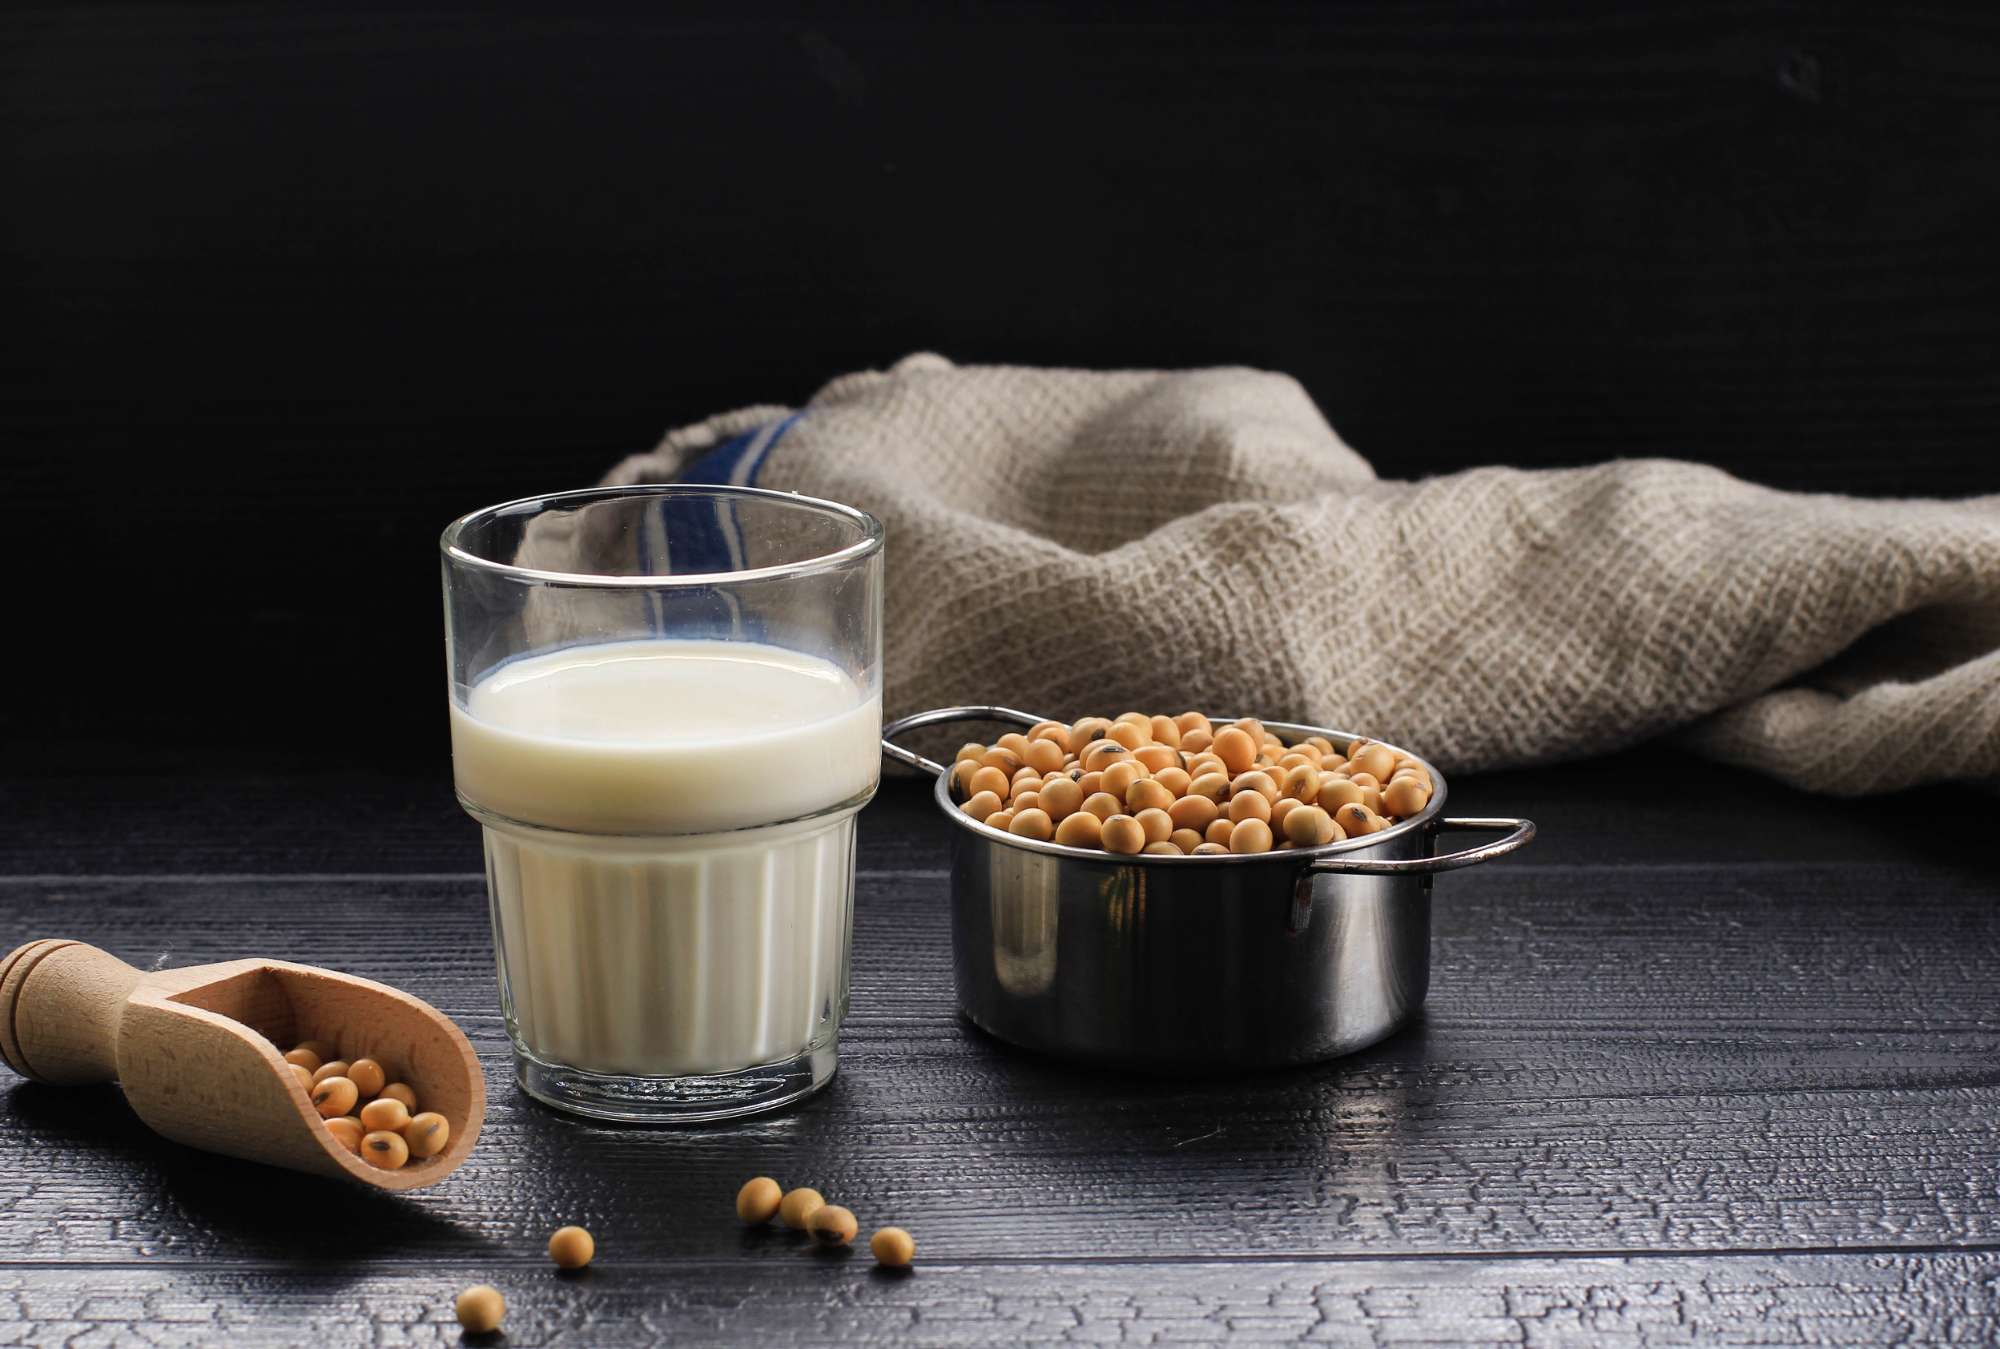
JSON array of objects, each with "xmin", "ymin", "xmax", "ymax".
[{"xmin": 440, "ymin": 485, "xmax": 883, "ymax": 1122}]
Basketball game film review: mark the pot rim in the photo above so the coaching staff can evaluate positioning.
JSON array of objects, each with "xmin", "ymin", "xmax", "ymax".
[{"xmin": 931, "ymin": 717, "xmax": 1447, "ymax": 865}]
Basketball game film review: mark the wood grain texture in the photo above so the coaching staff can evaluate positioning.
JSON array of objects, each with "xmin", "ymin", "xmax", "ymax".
[
  {"xmin": 7, "ymin": 4, "xmax": 2000, "ymax": 758},
  {"xmin": 0, "ymin": 940, "xmax": 144, "ymax": 1084},
  {"xmin": 0, "ymin": 1254, "xmax": 1992, "ymax": 1346},
  {"xmin": 0, "ymin": 864, "xmax": 1993, "ymax": 1267}
]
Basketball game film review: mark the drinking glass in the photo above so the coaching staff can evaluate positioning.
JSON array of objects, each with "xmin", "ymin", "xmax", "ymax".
[{"xmin": 441, "ymin": 485, "xmax": 883, "ymax": 1121}]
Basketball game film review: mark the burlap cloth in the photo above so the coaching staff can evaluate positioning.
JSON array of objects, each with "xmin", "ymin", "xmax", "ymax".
[{"xmin": 599, "ymin": 354, "xmax": 1999, "ymax": 795}]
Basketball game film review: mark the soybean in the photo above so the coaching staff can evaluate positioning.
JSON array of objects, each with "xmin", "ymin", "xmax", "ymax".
[
  {"xmin": 548, "ymin": 1225, "xmax": 595, "ymax": 1269},
  {"xmin": 1168, "ymin": 794, "xmax": 1219, "ymax": 832},
  {"xmin": 1188, "ymin": 753, "xmax": 1226, "ymax": 781},
  {"xmin": 982, "ymin": 747, "xmax": 1023, "ymax": 775},
  {"xmin": 1187, "ymin": 772, "xmax": 1231, "ymax": 803},
  {"xmin": 361, "ymin": 1129, "xmax": 409, "ymax": 1171},
  {"xmin": 980, "ymin": 741, "xmax": 1022, "ymax": 768},
  {"xmin": 810, "ymin": 1204, "xmax": 859, "ymax": 1247},
  {"xmin": 455, "ymin": 1286, "xmax": 505, "ymax": 1335},
  {"xmin": 967, "ymin": 766, "xmax": 1010, "ymax": 799},
  {"xmin": 323, "ymin": 1116, "xmax": 364, "ymax": 1155},
  {"xmin": 1028, "ymin": 721, "xmax": 1071, "ymax": 752},
  {"xmin": 1383, "ymin": 778, "xmax": 1430, "ymax": 818},
  {"xmin": 1351, "ymin": 744, "xmax": 1397, "ymax": 781},
  {"xmin": 1319, "ymin": 779, "xmax": 1365, "ymax": 810},
  {"xmin": 779, "ymin": 1187, "xmax": 826, "ymax": 1230},
  {"xmin": 1070, "ymin": 716, "xmax": 1113, "ymax": 747},
  {"xmin": 871, "ymin": 1226, "xmax": 917, "ymax": 1268},
  {"xmin": 359, "ymin": 1097, "xmax": 411, "ymax": 1133},
  {"xmin": 346, "ymin": 1058, "xmax": 387, "ymax": 1099},
  {"xmin": 1334, "ymin": 803, "xmax": 1384, "ymax": 836},
  {"xmin": 1284, "ymin": 805, "xmax": 1337, "ymax": 847},
  {"xmin": 312, "ymin": 1076, "xmax": 359, "ymax": 1119},
  {"xmin": 1231, "ymin": 771, "xmax": 1279, "ymax": 803},
  {"xmin": 1102, "ymin": 760, "xmax": 1147, "ymax": 798},
  {"xmin": 1055, "ymin": 810, "xmax": 1104, "ymax": 848},
  {"xmin": 961, "ymin": 789, "xmax": 1004, "ymax": 822},
  {"xmin": 1106, "ymin": 721, "xmax": 1146, "ymax": 751},
  {"xmin": 1081, "ymin": 740, "xmax": 1128, "ymax": 773},
  {"xmin": 1228, "ymin": 791, "xmax": 1272, "ymax": 824},
  {"xmin": 1102, "ymin": 815, "xmax": 1146, "ymax": 855},
  {"xmin": 1268, "ymin": 797, "xmax": 1300, "ymax": 834},
  {"xmin": 736, "ymin": 1176, "xmax": 783, "ymax": 1224},
  {"xmin": 1212, "ymin": 726, "xmax": 1258, "ymax": 774},
  {"xmin": 1008, "ymin": 808, "xmax": 1054, "ymax": 841},
  {"xmin": 1280, "ymin": 765, "xmax": 1321, "ymax": 801},
  {"xmin": 1039, "ymin": 776, "xmax": 1083, "ymax": 820},
  {"xmin": 1081, "ymin": 791, "xmax": 1122, "ymax": 821},
  {"xmin": 1024, "ymin": 738, "xmax": 1066, "ymax": 775},
  {"xmin": 404, "ymin": 1112, "xmax": 451, "ymax": 1159},
  {"xmin": 1229, "ymin": 818, "xmax": 1275, "ymax": 854}
]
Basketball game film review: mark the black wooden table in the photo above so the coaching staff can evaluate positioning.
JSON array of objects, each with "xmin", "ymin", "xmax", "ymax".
[{"xmin": 1, "ymin": 749, "xmax": 1994, "ymax": 1345}]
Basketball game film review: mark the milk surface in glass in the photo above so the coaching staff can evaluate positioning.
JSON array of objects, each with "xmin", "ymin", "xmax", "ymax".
[{"xmin": 450, "ymin": 638, "xmax": 881, "ymax": 1078}]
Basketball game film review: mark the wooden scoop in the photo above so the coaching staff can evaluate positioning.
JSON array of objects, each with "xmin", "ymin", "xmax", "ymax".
[{"xmin": 0, "ymin": 939, "xmax": 484, "ymax": 1191}]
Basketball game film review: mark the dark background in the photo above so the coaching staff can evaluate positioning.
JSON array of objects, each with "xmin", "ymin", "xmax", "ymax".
[{"xmin": 7, "ymin": 2, "xmax": 1997, "ymax": 770}]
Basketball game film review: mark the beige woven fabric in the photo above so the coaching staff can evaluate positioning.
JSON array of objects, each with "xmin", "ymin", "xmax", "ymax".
[{"xmin": 605, "ymin": 354, "xmax": 2000, "ymax": 794}]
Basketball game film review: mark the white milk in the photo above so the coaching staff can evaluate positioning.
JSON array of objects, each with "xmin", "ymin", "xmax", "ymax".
[{"xmin": 449, "ymin": 640, "xmax": 881, "ymax": 1077}]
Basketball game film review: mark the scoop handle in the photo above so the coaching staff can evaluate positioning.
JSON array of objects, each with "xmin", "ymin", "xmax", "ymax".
[{"xmin": 0, "ymin": 940, "xmax": 146, "ymax": 1085}]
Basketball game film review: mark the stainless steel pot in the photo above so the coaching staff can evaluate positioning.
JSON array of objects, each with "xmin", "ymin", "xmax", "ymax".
[{"xmin": 882, "ymin": 706, "xmax": 1535, "ymax": 1071}]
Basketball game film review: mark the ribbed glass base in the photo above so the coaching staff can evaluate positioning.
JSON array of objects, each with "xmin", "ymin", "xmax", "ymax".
[{"xmin": 513, "ymin": 1037, "xmax": 837, "ymax": 1123}]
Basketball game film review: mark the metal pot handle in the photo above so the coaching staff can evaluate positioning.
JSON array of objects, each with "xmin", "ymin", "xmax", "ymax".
[
  {"xmin": 881, "ymin": 705, "xmax": 1049, "ymax": 779},
  {"xmin": 1304, "ymin": 817, "xmax": 1536, "ymax": 875}
]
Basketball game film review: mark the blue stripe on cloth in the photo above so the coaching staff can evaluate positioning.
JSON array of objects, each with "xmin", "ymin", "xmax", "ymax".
[
  {"xmin": 678, "ymin": 411, "xmax": 804, "ymax": 488},
  {"xmin": 621, "ymin": 412, "xmax": 810, "ymax": 641},
  {"xmin": 679, "ymin": 429, "xmax": 764, "ymax": 486},
  {"xmin": 740, "ymin": 411, "xmax": 802, "ymax": 485}
]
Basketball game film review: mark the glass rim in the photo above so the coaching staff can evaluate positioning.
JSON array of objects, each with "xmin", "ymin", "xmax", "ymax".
[{"xmin": 440, "ymin": 483, "xmax": 884, "ymax": 588}]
